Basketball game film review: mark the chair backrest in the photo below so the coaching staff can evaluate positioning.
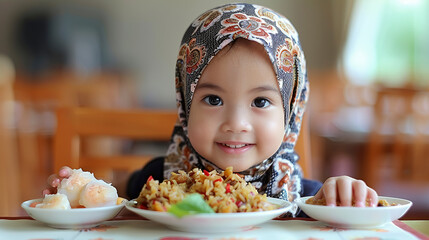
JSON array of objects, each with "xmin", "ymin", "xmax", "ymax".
[
  {"xmin": 54, "ymin": 107, "xmax": 312, "ymax": 184},
  {"xmin": 365, "ymin": 87, "xmax": 429, "ymax": 187},
  {"xmin": 14, "ymin": 73, "xmax": 137, "ymax": 201},
  {"xmin": 53, "ymin": 107, "xmax": 178, "ymax": 181}
]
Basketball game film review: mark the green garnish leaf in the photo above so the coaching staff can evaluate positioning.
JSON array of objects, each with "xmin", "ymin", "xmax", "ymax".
[{"xmin": 168, "ymin": 193, "xmax": 215, "ymax": 218}]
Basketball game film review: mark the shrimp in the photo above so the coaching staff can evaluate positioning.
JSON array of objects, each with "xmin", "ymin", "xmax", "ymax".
[
  {"xmin": 36, "ymin": 193, "xmax": 71, "ymax": 209},
  {"xmin": 57, "ymin": 169, "xmax": 96, "ymax": 207},
  {"xmin": 79, "ymin": 179, "xmax": 118, "ymax": 208}
]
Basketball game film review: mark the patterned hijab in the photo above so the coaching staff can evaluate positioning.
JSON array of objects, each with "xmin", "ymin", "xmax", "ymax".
[{"xmin": 164, "ymin": 3, "xmax": 308, "ymax": 213}]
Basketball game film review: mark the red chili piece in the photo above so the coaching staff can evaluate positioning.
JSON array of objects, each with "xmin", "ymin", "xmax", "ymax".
[
  {"xmin": 226, "ymin": 183, "xmax": 231, "ymax": 193},
  {"xmin": 147, "ymin": 176, "xmax": 154, "ymax": 183},
  {"xmin": 203, "ymin": 170, "xmax": 210, "ymax": 176},
  {"xmin": 213, "ymin": 178, "xmax": 222, "ymax": 183}
]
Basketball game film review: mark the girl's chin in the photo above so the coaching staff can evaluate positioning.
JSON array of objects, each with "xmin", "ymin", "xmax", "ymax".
[
  {"xmin": 205, "ymin": 153, "xmax": 265, "ymax": 172},
  {"xmin": 215, "ymin": 162, "xmax": 257, "ymax": 173}
]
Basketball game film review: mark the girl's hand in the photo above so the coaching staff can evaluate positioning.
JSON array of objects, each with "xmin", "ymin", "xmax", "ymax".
[
  {"xmin": 42, "ymin": 166, "xmax": 73, "ymax": 196},
  {"xmin": 313, "ymin": 176, "xmax": 378, "ymax": 207}
]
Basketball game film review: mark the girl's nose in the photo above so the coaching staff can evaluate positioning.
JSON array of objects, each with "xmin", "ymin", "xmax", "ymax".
[{"xmin": 220, "ymin": 106, "xmax": 252, "ymax": 133}]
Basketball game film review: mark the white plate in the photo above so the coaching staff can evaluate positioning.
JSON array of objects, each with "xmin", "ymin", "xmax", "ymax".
[
  {"xmin": 297, "ymin": 196, "xmax": 412, "ymax": 229},
  {"xmin": 22, "ymin": 198, "xmax": 126, "ymax": 229},
  {"xmin": 126, "ymin": 197, "xmax": 292, "ymax": 233}
]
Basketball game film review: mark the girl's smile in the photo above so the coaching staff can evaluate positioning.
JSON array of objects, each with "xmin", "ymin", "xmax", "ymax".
[{"xmin": 216, "ymin": 141, "xmax": 255, "ymax": 154}]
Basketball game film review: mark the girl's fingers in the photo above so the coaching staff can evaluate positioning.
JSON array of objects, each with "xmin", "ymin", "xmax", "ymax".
[
  {"xmin": 47, "ymin": 174, "xmax": 60, "ymax": 187},
  {"xmin": 321, "ymin": 177, "xmax": 337, "ymax": 206},
  {"xmin": 52, "ymin": 178, "xmax": 61, "ymax": 188},
  {"xmin": 58, "ymin": 166, "xmax": 72, "ymax": 178},
  {"xmin": 43, "ymin": 166, "xmax": 72, "ymax": 197},
  {"xmin": 47, "ymin": 166, "xmax": 72, "ymax": 187},
  {"xmin": 313, "ymin": 187, "xmax": 323, "ymax": 200},
  {"xmin": 314, "ymin": 176, "xmax": 379, "ymax": 208},
  {"xmin": 367, "ymin": 187, "xmax": 378, "ymax": 207},
  {"xmin": 351, "ymin": 180, "xmax": 367, "ymax": 207},
  {"xmin": 42, "ymin": 186, "xmax": 57, "ymax": 196},
  {"xmin": 42, "ymin": 189, "xmax": 50, "ymax": 196},
  {"xmin": 337, "ymin": 177, "xmax": 352, "ymax": 206}
]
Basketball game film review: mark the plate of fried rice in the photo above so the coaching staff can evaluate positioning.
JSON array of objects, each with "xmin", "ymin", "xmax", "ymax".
[{"xmin": 125, "ymin": 167, "xmax": 292, "ymax": 233}]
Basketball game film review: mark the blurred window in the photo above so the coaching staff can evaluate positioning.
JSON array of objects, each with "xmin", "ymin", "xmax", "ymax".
[{"xmin": 342, "ymin": 0, "xmax": 429, "ymax": 87}]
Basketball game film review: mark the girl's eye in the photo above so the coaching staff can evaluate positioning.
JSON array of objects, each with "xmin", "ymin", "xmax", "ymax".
[
  {"xmin": 252, "ymin": 97, "xmax": 271, "ymax": 108},
  {"xmin": 203, "ymin": 95, "xmax": 223, "ymax": 106}
]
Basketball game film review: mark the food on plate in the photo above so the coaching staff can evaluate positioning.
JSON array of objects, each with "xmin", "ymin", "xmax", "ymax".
[
  {"xmin": 57, "ymin": 169, "xmax": 97, "ymax": 207},
  {"xmin": 136, "ymin": 167, "xmax": 277, "ymax": 213},
  {"xmin": 305, "ymin": 196, "xmax": 398, "ymax": 207},
  {"xmin": 79, "ymin": 179, "xmax": 118, "ymax": 208},
  {"xmin": 32, "ymin": 168, "xmax": 121, "ymax": 209},
  {"xmin": 377, "ymin": 199, "xmax": 398, "ymax": 207},
  {"xmin": 34, "ymin": 193, "xmax": 71, "ymax": 209},
  {"xmin": 167, "ymin": 193, "xmax": 215, "ymax": 217}
]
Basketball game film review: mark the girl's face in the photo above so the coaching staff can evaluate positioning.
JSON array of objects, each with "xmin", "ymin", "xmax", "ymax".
[{"xmin": 188, "ymin": 40, "xmax": 285, "ymax": 172}]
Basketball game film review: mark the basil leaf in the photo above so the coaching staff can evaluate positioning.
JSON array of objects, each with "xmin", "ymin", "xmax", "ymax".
[{"xmin": 168, "ymin": 193, "xmax": 214, "ymax": 217}]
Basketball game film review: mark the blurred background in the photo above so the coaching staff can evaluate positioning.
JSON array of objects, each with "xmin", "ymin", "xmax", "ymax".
[{"xmin": 1, "ymin": 0, "xmax": 428, "ymax": 218}]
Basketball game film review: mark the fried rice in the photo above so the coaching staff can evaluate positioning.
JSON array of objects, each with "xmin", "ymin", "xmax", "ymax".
[
  {"xmin": 305, "ymin": 196, "xmax": 397, "ymax": 207},
  {"xmin": 136, "ymin": 167, "xmax": 277, "ymax": 213}
]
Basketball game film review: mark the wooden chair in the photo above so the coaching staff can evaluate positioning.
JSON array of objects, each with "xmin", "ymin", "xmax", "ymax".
[
  {"xmin": 13, "ymin": 72, "xmax": 137, "ymax": 162},
  {"xmin": 53, "ymin": 106, "xmax": 312, "ymax": 194},
  {"xmin": 13, "ymin": 72, "xmax": 137, "ymax": 200},
  {"xmin": 53, "ymin": 107, "xmax": 178, "ymax": 186},
  {"xmin": 0, "ymin": 55, "xmax": 20, "ymax": 216},
  {"xmin": 364, "ymin": 87, "xmax": 429, "ymax": 188}
]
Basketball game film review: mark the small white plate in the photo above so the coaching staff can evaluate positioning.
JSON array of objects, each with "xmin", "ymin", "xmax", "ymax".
[
  {"xmin": 22, "ymin": 198, "xmax": 126, "ymax": 229},
  {"xmin": 126, "ymin": 197, "xmax": 292, "ymax": 233},
  {"xmin": 297, "ymin": 196, "xmax": 412, "ymax": 229}
]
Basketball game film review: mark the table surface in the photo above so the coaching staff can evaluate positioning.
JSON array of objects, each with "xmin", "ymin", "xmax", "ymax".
[
  {"xmin": 1, "ymin": 216, "xmax": 428, "ymax": 240},
  {"xmin": 404, "ymin": 220, "xmax": 429, "ymax": 237}
]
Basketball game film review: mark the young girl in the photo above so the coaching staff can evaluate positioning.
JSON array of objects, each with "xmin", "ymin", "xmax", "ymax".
[{"xmin": 46, "ymin": 3, "xmax": 378, "ymax": 216}]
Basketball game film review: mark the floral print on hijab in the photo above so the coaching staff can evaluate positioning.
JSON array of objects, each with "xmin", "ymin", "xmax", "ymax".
[{"xmin": 165, "ymin": 3, "xmax": 308, "ymax": 215}]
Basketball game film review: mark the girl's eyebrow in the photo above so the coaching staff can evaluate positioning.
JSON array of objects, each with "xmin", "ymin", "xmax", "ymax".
[
  {"xmin": 250, "ymin": 85, "xmax": 279, "ymax": 94},
  {"xmin": 196, "ymin": 82, "xmax": 224, "ymax": 92},
  {"xmin": 197, "ymin": 82, "xmax": 278, "ymax": 94}
]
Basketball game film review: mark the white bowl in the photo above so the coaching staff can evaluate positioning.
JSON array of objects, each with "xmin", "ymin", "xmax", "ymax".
[
  {"xmin": 22, "ymin": 198, "xmax": 126, "ymax": 229},
  {"xmin": 126, "ymin": 197, "xmax": 291, "ymax": 233},
  {"xmin": 297, "ymin": 196, "xmax": 412, "ymax": 229}
]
